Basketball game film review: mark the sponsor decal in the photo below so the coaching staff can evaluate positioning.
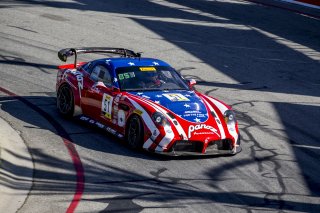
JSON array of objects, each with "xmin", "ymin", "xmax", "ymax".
[
  {"xmin": 106, "ymin": 127, "xmax": 116, "ymax": 135},
  {"xmin": 185, "ymin": 110, "xmax": 200, "ymax": 113},
  {"xmin": 216, "ymin": 119, "xmax": 221, "ymax": 124},
  {"xmin": 63, "ymin": 69, "xmax": 83, "ymax": 95},
  {"xmin": 133, "ymin": 109, "xmax": 143, "ymax": 115},
  {"xmin": 183, "ymin": 113, "xmax": 206, "ymax": 118},
  {"xmin": 153, "ymin": 130, "xmax": 158, "ymax": 136},
  {"xmin": 118, "ymin": 110, "xmax": 126, "ymax": 127},
  {"xmin": 118, "ymin": 72, "xmax": 135, "ymax": 80},
  {"xmin": 188, "ymin": 124, "xmax": 220, "ymax": 138},
  {"xmin": 78, "ymin": 116, "xmax": 123, "ymax": 138},
  {"xmin": 194, "ymin": 132, "xmax": 214, "ymax": 135},
  {"xmin": 75, "ymin": 74, "xmax": 83, "ymax": 91},
  {"xmin": 95, "ymin": 122, "xmax": 105, "ymax": 129},
  {"xmin": 139, "ymin": 67, "xmax": 156, "ymax": 71},
  {"xmin": 163, "ymin": 93, "xmax": 190, "ymax": 102},
  {"xmin": 80, "ymin": 116, "xmax": 89, "ymax": 121},
  {"xmin": 102, "ymin": 94, "xmax": 114, "ymax": 119},
  {"xmin": 114, "ymin": 97, "xmax": 120, "ymax": 104}
]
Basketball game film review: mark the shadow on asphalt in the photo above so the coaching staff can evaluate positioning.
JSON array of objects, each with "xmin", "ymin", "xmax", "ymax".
[
  {"xmin": 1, "ymin": 93, "xmax": 319, "ymax": 212},
  {"xmin": 1, "ymin": 91, "xmax": 319, "ymax": 212}
]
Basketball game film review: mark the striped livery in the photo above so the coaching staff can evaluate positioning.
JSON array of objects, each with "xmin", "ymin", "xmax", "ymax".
[{"xmin": 56, "ymin": 47, "xmax": 241, "ymax": 156}]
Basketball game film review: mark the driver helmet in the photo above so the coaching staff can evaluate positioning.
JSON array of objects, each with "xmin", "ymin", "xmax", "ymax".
[
  {"xmin": 145, "ymin": 71, "xmax": 161, "ymax": 87},
  {"xmin": 145, "ymin": 71, "xmax": 158, "ymax": 82}
]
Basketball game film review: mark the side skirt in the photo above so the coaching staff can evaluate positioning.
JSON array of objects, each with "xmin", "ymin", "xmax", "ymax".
[{"xmin": 75, "ymin": 115, "xmax": 124, "ymax": 139}]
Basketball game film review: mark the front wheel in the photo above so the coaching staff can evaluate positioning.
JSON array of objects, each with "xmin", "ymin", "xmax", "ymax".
[
  {"xmin": 126, "ymin": 115, "xmax": 144, "ymax": 150},
  {"xmin": 57, "ymin": 84, "xmax": 74, "ymax": 118}
]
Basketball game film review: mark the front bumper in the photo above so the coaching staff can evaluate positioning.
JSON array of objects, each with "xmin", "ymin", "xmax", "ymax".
[
  {"xmin": 155, "ymin": 147, "xmax": 242, "ymax": 156},
  {"xmin": 153, "ymin": 136, "xmax": 242, "ymax": 156}
]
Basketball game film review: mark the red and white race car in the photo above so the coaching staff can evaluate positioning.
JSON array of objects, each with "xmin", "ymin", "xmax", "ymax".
[{"xmin": 56, "ymin": 47, "xmax": 241, "ymax": 156}]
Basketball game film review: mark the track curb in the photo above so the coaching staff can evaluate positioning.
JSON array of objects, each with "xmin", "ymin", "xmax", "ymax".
[{"xmin": 0, "ymin": 117, "xmax": 33, "ymax": 213}]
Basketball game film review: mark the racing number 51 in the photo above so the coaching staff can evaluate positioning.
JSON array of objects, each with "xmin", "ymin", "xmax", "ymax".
[{"xmin": 102, "ymin": 94, "xmax": 113, "ymax": 119}]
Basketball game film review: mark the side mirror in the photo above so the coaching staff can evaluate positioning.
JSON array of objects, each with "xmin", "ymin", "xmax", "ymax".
[
  {"xmin": 187, "ymin": 79, "xmax": 197, "ymax": 88},
  {"xmin": 92, "ymin": 82, "xmax": 120, "ymax": 94},
  {"xmin": 94, "ymin": 81, "xmax": 106, "ymax": 90}
]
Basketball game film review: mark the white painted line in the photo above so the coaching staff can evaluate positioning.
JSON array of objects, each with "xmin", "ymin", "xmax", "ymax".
[
  {"xmin": 292, "ymin": 144, "xmax": 320, "ymax": 150},
  {"xmin": 280, "ymin": 0, "xmax": 320, "ymax": 9}
]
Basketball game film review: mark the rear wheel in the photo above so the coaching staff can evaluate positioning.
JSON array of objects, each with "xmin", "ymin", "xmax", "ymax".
[
  {"xmin": 126, "ymin": 115, "xmax": 144, "ymax": 150},
  {"xmin": 57, "ymin": 84, "xmax": 74, "ymax": 117}
]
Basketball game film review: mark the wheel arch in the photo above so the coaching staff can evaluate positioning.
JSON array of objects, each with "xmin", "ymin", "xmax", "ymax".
[
  {"xmin": 56, "ymin": 83, "xmax": 75, "ymax": 117},
  {"xmin": 125, "ymin": 113, "xmax": 146, "ymax": 149},
  {"xmin": 125, "ymin": 112, "xmax": 145, "ymax": 136},
  {"xmin": 58, "ymin": 81, "xmax": 82, "ymax": 116}
]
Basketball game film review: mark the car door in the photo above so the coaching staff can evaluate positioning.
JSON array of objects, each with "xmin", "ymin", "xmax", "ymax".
[
  {"xmin": 82, "ymin": 63, "xmax": 115, "ymax": 123},
  {"xmin": 79, "ymin": 61, "xmax": 96, "ymax": 116}
]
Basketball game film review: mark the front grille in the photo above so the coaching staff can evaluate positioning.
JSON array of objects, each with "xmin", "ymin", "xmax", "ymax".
[
  {"xmin": 171, "ymin": 140, "xmax": 203, "ymax": 152},
  {"xmin": 206, "ymin": 139, "xmax": 233, "ymax": 151}
]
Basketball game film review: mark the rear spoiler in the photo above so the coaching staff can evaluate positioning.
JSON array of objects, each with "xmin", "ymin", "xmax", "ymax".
[{"xmin": 58, "ymin": 47, "xmax": 141, "ymax": 68}]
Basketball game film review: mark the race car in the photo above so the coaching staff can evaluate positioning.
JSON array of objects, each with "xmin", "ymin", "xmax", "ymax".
[{"xmin": 56, "ymin": 47, "xmax": 241, "ymax": 156}]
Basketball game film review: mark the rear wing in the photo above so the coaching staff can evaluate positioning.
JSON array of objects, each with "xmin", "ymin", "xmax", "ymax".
[{"xmin": 58, "ymin": 47, "xmax": 141, "ymax": 68}]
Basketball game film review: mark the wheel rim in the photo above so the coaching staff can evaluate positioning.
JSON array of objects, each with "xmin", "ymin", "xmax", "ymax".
[
  {"xmin": 128, "ymin": 117, "xmax": 140, "ymax": 148},
  {"xmin": 58, "ymin": 86, "xmax": 72, "ymax": 114}
]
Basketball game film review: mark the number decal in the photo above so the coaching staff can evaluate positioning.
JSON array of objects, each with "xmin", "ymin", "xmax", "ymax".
[
  {"xmin": 163, "ymin": 93, "xmax": 190, "ymax": 102},
  {"xmin": 102, "ymin": 94, "xmax": 113, "ymax": 119},
  {"xmin": 118, "ymin": 72, "xmax": 135, "ymax": 81}
]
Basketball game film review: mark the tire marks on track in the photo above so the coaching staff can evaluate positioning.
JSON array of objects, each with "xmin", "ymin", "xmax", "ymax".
[{"xmin": 0, "ymin": 86, "xmax": 84, "ymax": 213}]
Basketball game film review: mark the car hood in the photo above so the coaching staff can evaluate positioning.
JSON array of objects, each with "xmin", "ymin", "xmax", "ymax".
[{"xmin": 128, "ymin": 90, "xmax": 209, "ymax": 123}]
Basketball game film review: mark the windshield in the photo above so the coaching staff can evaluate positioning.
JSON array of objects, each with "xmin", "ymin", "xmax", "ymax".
[{"xmin": 116, "ymin": 66, "xmax": 189, "ymax": 91}]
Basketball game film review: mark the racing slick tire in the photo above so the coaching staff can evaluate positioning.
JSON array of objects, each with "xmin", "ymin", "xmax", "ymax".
[
  {"xmin": 57, "ymin": 84, "xmax": 74, "ymax": 118},
  {"xmin": 126, "ymin": 115, "xmax": 144, "ymax": 150}
]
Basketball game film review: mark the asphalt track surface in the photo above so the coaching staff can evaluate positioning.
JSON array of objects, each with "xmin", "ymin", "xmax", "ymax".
[{"xmin": 0, "ymin": 0, "xmax": 320, "ymax": 212}]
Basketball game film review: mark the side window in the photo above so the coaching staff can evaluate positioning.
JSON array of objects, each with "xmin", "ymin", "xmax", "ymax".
[
  {"xmin": 90, "ymin": 65, "xmax": 112, "ymax": 87},
  {"xmin": 103, "ymin": 69, "xmax": 112, "ymax": 87},
  {"xmin": 81, "ymin": 62, "xmax": 93, "ymax": 73},
  {"xmin": 90, "ymin": 65, "xmax": 100, "ymax": 82}
]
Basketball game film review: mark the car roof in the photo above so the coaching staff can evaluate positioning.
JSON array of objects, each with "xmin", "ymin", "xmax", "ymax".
[{"xmin": 95, "ymin": 57, "xmax": 171, "ymax": 69}]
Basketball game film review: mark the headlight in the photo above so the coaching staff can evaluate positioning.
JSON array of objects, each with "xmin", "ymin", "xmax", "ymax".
[
  {"xmin": 224, "ymin": 110, "xmax": 236, "ymax": 125},
  {"xmin": 152, "ymin": 112, "xmax": 171, "ymax": 127}
]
